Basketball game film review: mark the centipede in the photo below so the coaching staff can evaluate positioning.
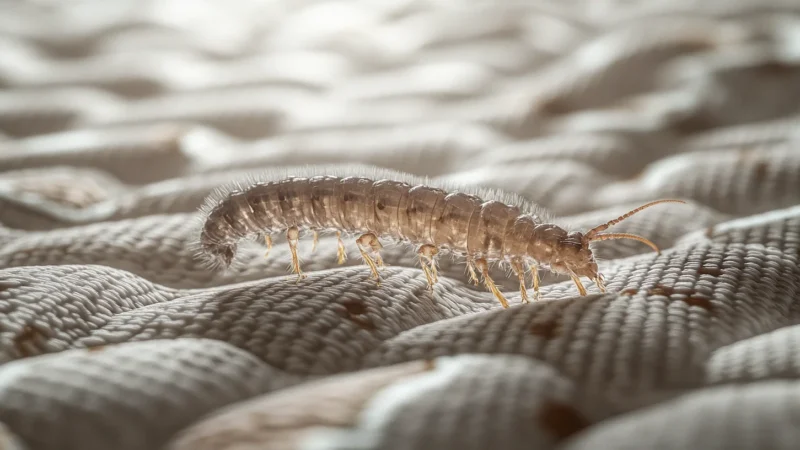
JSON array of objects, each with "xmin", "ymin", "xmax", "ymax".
[{"xmin": 192, "ymin": 165, "xmax": 685, "ymax": 308}]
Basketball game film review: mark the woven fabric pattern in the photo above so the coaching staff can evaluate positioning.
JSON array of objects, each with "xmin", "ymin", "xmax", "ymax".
[{"xmin": 2, "ymin": 1, "xmax": 800, "ymax": 449}]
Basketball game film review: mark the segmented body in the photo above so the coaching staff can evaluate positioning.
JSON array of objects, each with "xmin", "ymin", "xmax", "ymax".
[
  {"xmin": 194, "ymin": 165, "xmax": 683, "ymax": 308},
  {"xmin": 200, "ymin": 175, "xmax": 556, "ymax": 267}
]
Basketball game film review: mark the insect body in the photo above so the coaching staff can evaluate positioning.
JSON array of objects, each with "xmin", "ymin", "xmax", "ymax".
[{"xmin": 194, "ymin": 166, "xmax": 684, "ymax": 308}]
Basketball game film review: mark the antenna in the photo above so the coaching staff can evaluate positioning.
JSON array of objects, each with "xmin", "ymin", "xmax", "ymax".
[{"xmin": 585, "ymin": 199, "xmax": 686, "ymax": 240}]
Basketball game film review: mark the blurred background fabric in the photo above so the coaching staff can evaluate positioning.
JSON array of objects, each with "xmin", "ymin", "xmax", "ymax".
[{"xmin": 1, "ymin": 0, "xmax": 800, "ymax": 449}]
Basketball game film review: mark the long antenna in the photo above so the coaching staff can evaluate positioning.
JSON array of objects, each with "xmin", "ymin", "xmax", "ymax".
[
  {"xmin": 588, "ymin": 232, "xmax": 661, "ymax": 254},
  {"xmin": 585, "ymin": 199, "xmax": 686, "ymax": 240}
]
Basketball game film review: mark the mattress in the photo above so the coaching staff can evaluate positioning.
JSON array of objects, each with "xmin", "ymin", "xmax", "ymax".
[{"xmin": 2, "ymin": 1, "xmax": 800, "ymax": 449}]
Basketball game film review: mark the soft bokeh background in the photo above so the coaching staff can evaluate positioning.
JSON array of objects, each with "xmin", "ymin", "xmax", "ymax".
[{"xmin": 1, "ymin": 1, "xmax": 800, "ymax": 450}]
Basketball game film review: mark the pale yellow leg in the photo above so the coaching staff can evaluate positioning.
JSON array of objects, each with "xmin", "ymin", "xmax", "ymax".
[
  {"xmin": 593, "ymin": 274, "xmax": 607, "ymax": 293},
  {"xmin": 336, "ymin": 231, "xmax": 348, "ymax": 264},
  {"xmin": 422, "ymin": 245, "xmax": 439, "ymax": 282},
  {"xmin": 287, "ymin": 226, "xmax": 306, "ymax": 282},
  {"xmin": 264, "ymin": 235, "xmax": 273, "ymax": 258},
  {"xmin": 465, "ymin": 258, "xmax": 480, "ymax": 286},
  {"xmin": 570, "ymin": 273, "xmax": 587, "ymax": 296},
  {"xmin": 417, "ymin": 245, "xmax": 440, "ymax": 290},
  {"xmin": 511, "ymin": 259, "xmax": 529, "ymax": 304},
  {"xmin": 356, "ymin": 233, "xmax": 382, "ymax": 285},
  {"xmin": 311, "ymin": 231, "xmax": 319, "ymax": 253},
  {"xmin": 531, "ymin": 264, "xmax": 541, "ymax": 301},
  {"xmin": 368, "ymin": 235, "xmax": 385, "ymax": 267},
  {"xmin": 474, "ymin": 258, "xmax": 509, "ymax": 309},
  {"xmin": 418, "ymin": 254, "xmax": 436, "ymax": 290}
]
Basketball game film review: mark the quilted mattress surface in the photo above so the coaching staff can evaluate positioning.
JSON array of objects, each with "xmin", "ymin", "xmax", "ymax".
[{"xmin": 2, "ymin": 0, "xmax": 800, "ymax": 449}]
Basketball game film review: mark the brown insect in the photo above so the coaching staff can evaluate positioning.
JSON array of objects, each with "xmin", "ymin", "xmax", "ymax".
[{"xmin": 193, "ymin": 165, "xmax": 684, "ymax": 308}]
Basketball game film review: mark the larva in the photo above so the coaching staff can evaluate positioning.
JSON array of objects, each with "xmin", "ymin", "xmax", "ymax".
[{"xmin": 193, "ymin": 165, "xmax": 685, "ymax": 308}]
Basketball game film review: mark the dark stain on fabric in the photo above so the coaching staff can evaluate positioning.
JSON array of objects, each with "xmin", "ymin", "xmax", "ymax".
[
  {"xmin": 671, "ymin": 113, "xmax": 715, "ymax": 134},
  {"xmin": 647, "ymin": 284, "xmax": 714, "ymax": 311},
  {"xmin": 530, "ymin": 320, "xmax": 560, "ymax": 339},
  {"xmin": 756, "ymin": 61, "xmax": 797, "ymax": 76},
  {"xmin": 538, "ymin": 97, "xmax": 571, "ymax": 116},
  {"xmin": 342, "ymin": 299, "xmax": 367, "ymax": 315},
  {"xmin": 13, "ymin": 324, "xmax": 44, "ymax": 358},
  {"xmin": 681, "ymin": 296, "xmax": 714, "ymax": 311},
  {"xmin": 646, "ymin": 285, "xmax": 676, "ymax": 296},
  {"xmin": 752, "ymin": 160, "xmax": 768, "ymax": 185},
  {"xmin": 339, "ymin": 299, "xmax": 376, "ymax": 331},
  {"xmin": 536, "ymin": 400, "xmax": 591, "ymax": 441},
  {"xmin": 697, "ymin": 267, "xmax": 723, "ymax": 277}
]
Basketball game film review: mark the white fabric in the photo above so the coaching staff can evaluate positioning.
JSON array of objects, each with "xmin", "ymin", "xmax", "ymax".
[{"xmin": 2, "ymin": 1, "xmax": 800, "ymax": 449}]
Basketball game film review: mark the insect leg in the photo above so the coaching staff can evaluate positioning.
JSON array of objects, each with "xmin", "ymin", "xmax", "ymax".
[
  {"xmin": 311, "ymin": 231, "xmax": 319, "ymax": 253},
  {"xmin": 336, "ymin": 231, "xmax": 348, "ymax": 264},
  {"xmin": 356, "ymin": 233, "xmax": 382, "ymax": 285},
  {"xmin": 510, "ymin": 258, "xmax": 529, "ymax": 304},
  {"xmin": 593, "ymin": 273, "xmax": 606, "ymax": 293},
  {"xmin": 418, "ymin": 254, "xmax": 436, "ymax": 290},
  {"xmin": 465, "ymin": 257, "xmax": 480, "ymax": 286},
  {"xmin": 569, "ymin": 273, "xmax": 587, "ymax": 296},
  {"xmin": 287, "ymin": 226, "xmax": 306, "ymax": 282},
  {"xmin": 531, "ymin": 263, "xmax": 541, "ymax": 301},
  {"xmin": 417, "ymin": 244, "xmax": 440, "ymax": 289},
  {"xmin": 474, "ymin": 258, "xmax": 510, "ymax": 308},
  {"xmin": 367, "ymin": 235, "xmax": 385, "ymax": 268},
  {"xmin": 264, "ymin": 235, "xmax": 273, "ymax": 258},
  {"xmin": 424, "ymin": 245, "xmax": 440, "ymax": 282}
]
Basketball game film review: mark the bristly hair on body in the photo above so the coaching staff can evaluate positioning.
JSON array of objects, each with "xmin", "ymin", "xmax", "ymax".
[{"xmin": 195, "ymin": 164, "xmax": 555, "ymax": 227}]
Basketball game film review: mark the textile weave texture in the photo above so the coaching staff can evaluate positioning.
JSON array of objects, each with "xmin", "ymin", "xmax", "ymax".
[{"xmin": 2, "ymin": 1, "xmax": 800, "ymax": 449}]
